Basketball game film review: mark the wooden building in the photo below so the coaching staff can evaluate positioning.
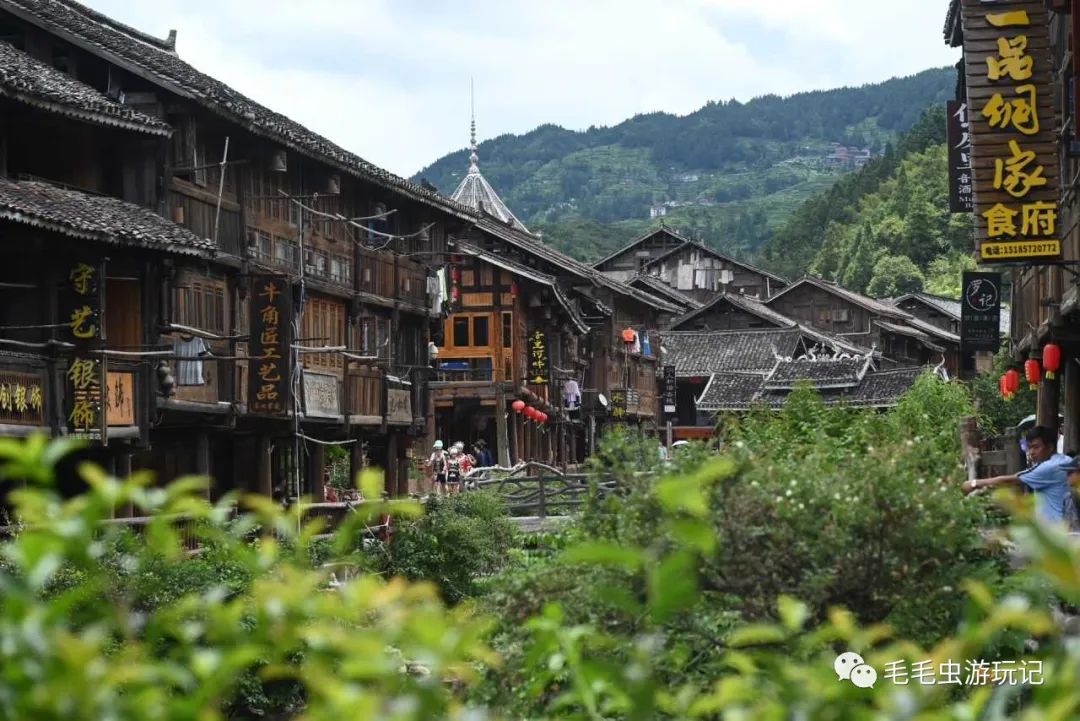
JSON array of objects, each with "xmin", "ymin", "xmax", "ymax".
[
  {"xmin": 593, "ymin": 226, "xmax": 788, "ymax": 301},
  {"xmin": 442, "ymin": 140, "xmax": 682, "ymax": 464},
  {"xmin": 0, "ymin": 0, "xmax": 479, "ymax": 501},
  {"xmin": 944, "ymin": 0, "xmax": 1080, "ymax": 446},
  {"xmin": 765, "ymin": 277, "xmax": 962, "ymax": 375}
]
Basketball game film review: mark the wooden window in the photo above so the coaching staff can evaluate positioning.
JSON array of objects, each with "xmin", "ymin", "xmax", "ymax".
[
  {"xmin": 453, "ymin": 317, "xmax": 470, "ymax": 347},
  {"xmin": 107, "ymin": 279, "xmax": 143, "ymax": 349},
  {"xmin": 473, "ymin": 316, "xmax": 489, "ymax": 346},
  {"xmin": 502, "ymin": 312, "xmax": 513, "ymax": 349},
  {"xmin": 304, "ymin": 298, "xmax": 345, "ymax": 370},
  {"xmin": 174, "ymin": 278, "xmax": 225, "ymax": 334},
  {"xmin": 462, "ymin": 269, "xmax": 476, "ymax": 287}
]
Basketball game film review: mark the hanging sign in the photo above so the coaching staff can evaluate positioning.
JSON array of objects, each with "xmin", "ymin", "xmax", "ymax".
[
  {"xmin": 961, "ymin": 271, "xmax": 1003, "ymax": 352},
  {"xmin": 527, "ymin": 328, "xmax": 549, "ymax": 385},
  {"xmin": 961, "ymin": 0, "xmax": 1061, "ymax": 262},
  {"xmin": 248, "ymin": 275, "xmax": 293, "ymax": 415},
  {"xmin": 947, "ymin": 100, "xmax": 974, "ymax": 213},
  {"xmin": 64, "ymin": 261, "xmax": 106, "ymax": 439},
  {"xmin": 662, "ymin": 365, "xmax": 677, "ymax": 415}
]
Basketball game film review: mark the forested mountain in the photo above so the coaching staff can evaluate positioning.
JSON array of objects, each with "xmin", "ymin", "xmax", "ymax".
[
  {"xmin": 414, "ymin": 68, "xmax": 954, "ymax": 262},
  {"xmin": 760, "ymin": 106, "xmax": 973, "ymax": 297}
]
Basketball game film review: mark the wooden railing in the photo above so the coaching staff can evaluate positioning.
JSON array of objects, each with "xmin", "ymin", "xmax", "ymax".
[
  {"xmin": 171, "ymin": 179, "xmax": 243, "ymax": 256},
  {"xmin": 465, "ymin": 463, "xmax": 617, "ymax": 517},
  {"xmin": 347, "ymin": 366, "xmax": 384, "ymax": 417}
]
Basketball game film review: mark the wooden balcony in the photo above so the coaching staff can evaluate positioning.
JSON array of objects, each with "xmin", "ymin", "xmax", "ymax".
[
  {"xmin": 170, "ymin": 179, "xmax": 243, "ymax": 257},
  {"xmin": 346, "ymin": 366, "xmax": 384, "ymax": 422},
  {"xmin": 357, "ymin": 247, "xmax": 431, "ymax": 309}
]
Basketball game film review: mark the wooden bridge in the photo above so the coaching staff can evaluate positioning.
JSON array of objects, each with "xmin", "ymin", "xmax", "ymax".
[{"xmin": 462, "ymin": 462, "xmax": 613, "ymax": 533}]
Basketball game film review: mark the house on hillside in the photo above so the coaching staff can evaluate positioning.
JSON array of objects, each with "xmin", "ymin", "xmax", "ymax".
[{"xmin": 593, "ymin": 225, "xmax": 788, "ymax": 302}]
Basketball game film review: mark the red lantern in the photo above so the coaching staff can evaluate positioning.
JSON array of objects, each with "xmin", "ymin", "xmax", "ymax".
[
  {"xmin": 1005, "ymin": 369, "xmax": 1021, "ymax": 399},
  {"xmin": 1025, "ymin": 359, "xmax": 1041, "ymax": 389},
  {"xmin": 450, "ymin": 266, "xmax": 461, "ymax": 283},
  {"xmin": 999, "ymin": 373, "xmax": 1008, "ymax": 400},
  {"xmin": 450, "ymin": 286, "xmax": 460, "ymax": 302},
  {"xmin": 510, "ymin": 282, "xmax": 519, "ymax": 299},
  {"xmin": 538, "ymin": 412, "xmax": 548, "ymax": 424},
  {"xmin": 512, "ymin": 400, "xmax": 525, "ymax": 413},
  {"xmin": 1044, "ymin": 343, "xmax": 1062, "ymax": 380}
]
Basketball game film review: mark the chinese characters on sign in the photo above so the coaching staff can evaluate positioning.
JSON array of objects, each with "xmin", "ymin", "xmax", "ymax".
[
  {"xmin": 961, "ymin": 1, "xmax": 1061, "ymax": 262},
  {"xmin": 947, "ymin": 101, "xmax": 974, "ymax": 213},
  {"xmin": 0, "ymin": 373, "xmax": 45, "ymax": 425},
  {"xmin": 64, "ymin": 261, "xmax": 104, "ymax": 436},
  {"xmin": 527, "ymin": 329, "xmax": 549, "ymax": 385},
  {"xmin": 247, "ymin": 276, "xmax": 293, "ymax": 415},
  {"xmin": 961, "ymin": 271, "xmax": 1002, "ymax": 352},
  {"xmin": 105, "ymin": 371, "xmax": 135, "ymax": 426},
  {"xmin": 881, "ymin": 658, "xmax": 1042, "ymax": 687},
  {"xmin": 662, "ymin": 365, "xmax": 677, "ymax": 415}
]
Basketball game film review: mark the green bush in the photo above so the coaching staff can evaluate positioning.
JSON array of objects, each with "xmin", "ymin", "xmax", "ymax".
[{"xmin": 378, "ymin": 491, "xmax": 519, "ymax": 604}]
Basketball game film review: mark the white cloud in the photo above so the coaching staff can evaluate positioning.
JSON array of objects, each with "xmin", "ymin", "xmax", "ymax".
[{"xmin": 88, "ymin": 0, "xmax": 959, "ymax": 177}]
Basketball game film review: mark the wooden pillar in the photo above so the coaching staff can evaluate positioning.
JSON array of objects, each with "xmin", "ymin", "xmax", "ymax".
[
  {"xmin": 195, "ymin": 432, "xmax": 211, "ymax": 499},
  {"xmin": 385, "ymin": 433, "xmax": 399, "ymax": 498},
  {"xmin": 116, "ymin": 450, "xmax": 133, "ymax": 518},
  {"xmin": 495, "ymin": 385, "xmax": 511, "ymax": 467},
  {"xmin": 308, "ymin": 442, "xmax": 326, "ymax": 502},
  {"xmin": 350, "ymin": 436, "xmax": 364, "ymax": 491},
  {"xmin": 1005, "ymin": 427, "xmax": 1024, "ymax": 474},
  {"xmin": 1065, "ymin": 352, "xmax": 1080, "ymax": 455},
  {"xmin": 1038, "ymin": 371, "xmax": 1061, "ymax": 431},
  {"xmin": 257, "ymin": 435, "xmax": 272, "ymax": 497}
]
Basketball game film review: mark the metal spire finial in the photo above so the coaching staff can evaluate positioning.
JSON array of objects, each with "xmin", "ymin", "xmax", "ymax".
[{"xmin": 468, "ymin": 78, "xmax": 479, "ymax": 174}]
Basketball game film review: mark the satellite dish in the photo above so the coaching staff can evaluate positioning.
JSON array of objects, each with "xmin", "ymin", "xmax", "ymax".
[{"xmin": 598, "ymin": 393, "xmax": 609, "ymax": 408}]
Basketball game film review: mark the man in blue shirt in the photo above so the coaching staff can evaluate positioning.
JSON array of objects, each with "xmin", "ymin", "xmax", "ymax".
[{"xmin": 963, "ymin": 425, "xmax": 1072, "ymax": 524}]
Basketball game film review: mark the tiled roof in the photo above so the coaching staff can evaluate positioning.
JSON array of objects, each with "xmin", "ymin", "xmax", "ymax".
[
  {"xmin": 661, "ymin": 326, "xmax": 872, "ymax": 378},
  {"xmin": 473, "ymin": 217, "xmax": 682, "ymax": 314},
  {"xmin": 592, "ymin": 225, "xmax": 690, "ymax": 268},
  {"xmin": 671, "ymin": 291, "xmax": 796, "ymax": 330},
  {"xmin": 0, "ymin": 0, "xmax": 475, "ymax": 221},
  {"xmin": 891, "ymin": 292, "xmax": 962, "ymax": 321},
  {"xmin": 0, "ymin": 40, "xmax": 169, "ymax": 135},
  {"xmin": 451, "ymin": 145, "xmax": 528, "ymax": 232},
  {"xmin": 768, "ymin": 277, "xmax": 909, "ymax": 321},
  {"xmin": 454, "ymin": 241, "xmax": 588, "ymax": 334},
  {"xmin": 696, "ymin": 365, "xmax": 929, "ymax": 412},
  {"xmin": 0, "ymin": 176, "xmax": 211, "ymax": 254},
  {"xmin": 630, "ymin": 274, "xmax": 704, "ymax": 311},
  {"xmin": 661, "ymin": 328, "xmax": 804, "ymax": 377},
  {"xmin": 875, "ymin": 320, "xmax": 946, "ymax": 353},
  {"xmin": 643, "ymin": 239, "xmax": 789, "ymax": 286},
  {"xmin": 763, "ymin": 356, "xmax": 871, "ymax": 390}
]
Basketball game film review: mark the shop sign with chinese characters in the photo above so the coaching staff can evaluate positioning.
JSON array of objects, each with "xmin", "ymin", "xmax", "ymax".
[
  {"xmin": 961, "ymin": 0, "xmax": 1061, "ymax": 262},
  {"xmin": 527, "ymin": 328, "xmax": 549, "ymax": 386},
  {"xmin": 961, "ymin": 271, "xmax": 1002, "ymax": 352},
  {"xmin": 247, "ymin": 275, "xmax": 293, "ymax": 415},
  {"xmin": 63, "ymin": 261, "xmax": 105, "ymax": 438},
  {"xmin": 947, "ymin": 100, "xmax": 974, "ymax": 213},
  {"xmin": 0, "ymin": 372, "xmax": 45, "ymax": 426}
]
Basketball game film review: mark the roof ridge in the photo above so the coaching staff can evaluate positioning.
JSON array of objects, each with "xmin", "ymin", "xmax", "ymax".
[{"xmin": 49, "ymin": 0, "xmax": 176, "ymax": 52}]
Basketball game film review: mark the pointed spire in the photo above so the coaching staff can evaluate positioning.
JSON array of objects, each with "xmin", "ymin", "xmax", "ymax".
[{"xmin": 468, "ymin": 78, "xmax": 479, "ymax": 175}]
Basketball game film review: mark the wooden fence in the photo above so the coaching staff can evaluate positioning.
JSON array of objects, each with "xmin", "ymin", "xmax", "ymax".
[{"xmin": 465, "ymin": 463, "xmax": 616, "ymax": 517}]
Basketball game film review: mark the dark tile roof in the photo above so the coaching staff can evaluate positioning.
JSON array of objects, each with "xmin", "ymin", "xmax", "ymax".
[
  {"xmin": 1, "ymin": 0, "xmax": 474, "ymax": 221},
  {"xmin": 454, "ymin": 241, "xmax": 589, "ymax": 334},
  {"xmin": 696, "ymin": 365, "xmax": 930, "ymax": 412},
  {"xmin": 891, "ymin": 292, "xmax": 962, "ymax": 321},
  {"xmin": 671, "ymin": 291, "xmax": 796, "ymax": 330},
  {"xmin": 763, "ymin": 356, "xmax": 871, "ymax": 390},
  {"xmin": 0, "ymin": 176, "xmax": 211, "ymax": 254},
  {"xmin": 630, "ymin": 274, "xmax": 703, "ymax": 311},
  {"xmin": 874, "ymin": 320, "xmax": 946, "ymax": 353},
  {"xmin": 0, "ymin": 40, "xmax": 169, "ymax": 135},
  {"xmin": 768, "ymin": 277, "xmax": 910, "ymax": 321},
  {"xmin": 661, "ymin": 328, "xmax": 804, "ymax": 376},
  {"xmin": 643, "ymin": 238, "xmax": 789, "ymax": 286},
  {"xmin": 661, "ymin": 326, "xmax": 873, "ymax": 378},
  {"xmin": 473, "ymin": 217, "xmax": 682, "ymax": 314},
  {"xmin": 592, "ymin": 225, "xmax": 690, "ymax": 268}
]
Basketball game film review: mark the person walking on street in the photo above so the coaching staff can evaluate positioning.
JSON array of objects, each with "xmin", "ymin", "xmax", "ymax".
[
  {"xmin": 964, "ymin": 426, "xmax": 1073, "ymax": 525},
  {"xmin": 426, "ymin": 440, "xmax": 448, "ymax": 497}
]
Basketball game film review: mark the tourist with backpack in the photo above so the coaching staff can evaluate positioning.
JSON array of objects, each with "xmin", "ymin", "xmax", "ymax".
[{"xmin": 426, "ymin": 440, "xmax": 448, "ymax": 497}]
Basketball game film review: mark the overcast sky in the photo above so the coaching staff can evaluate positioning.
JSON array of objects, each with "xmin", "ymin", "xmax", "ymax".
[{"xmin": 89, "ymin": 0, "xmax": 959, "ymax": 178}]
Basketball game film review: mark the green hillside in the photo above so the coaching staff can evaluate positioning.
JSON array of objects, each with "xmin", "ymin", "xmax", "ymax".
[
  {"xmin": 414, "ymin": 68, "xmax": 954, "ymax": 262},
  {"xmin": 759, "ymin": 106, "xmax": 974, "ymax": 297}
]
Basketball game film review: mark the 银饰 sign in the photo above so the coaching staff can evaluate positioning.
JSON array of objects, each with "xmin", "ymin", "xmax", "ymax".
[
  {"xmin": 64, "ymin": 261, "xmax": 105, "ymax": 438},
  {"xmin": 961, "ymin": 1, "xmax": 1061, "ymax": 262},
  {"xmin": 248, "ymin": 275, "xmax": 292, "ymax": 415},
  {"xmin": 961, "ymin": 271, "xmax": 1002, "ymax": 353}
]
